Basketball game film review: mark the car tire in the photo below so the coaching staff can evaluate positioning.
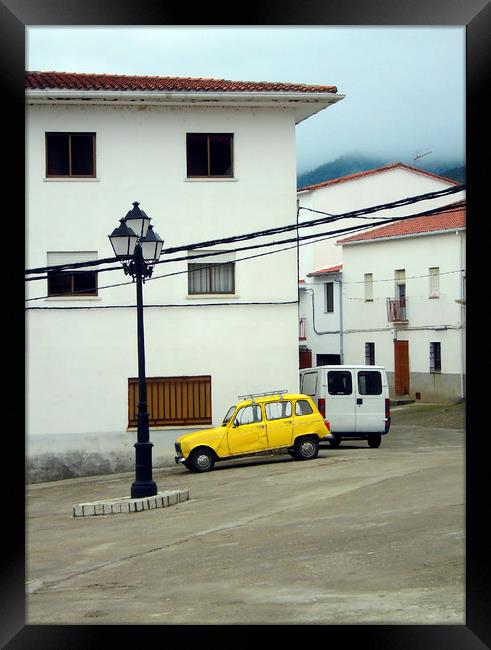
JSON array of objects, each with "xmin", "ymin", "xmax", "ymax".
[
  {"xmin": 186, "ymin": 447, "xmax": 216, "ymax": 472},
  {"xmin": 294, "ymin": 436, "xmax": 319, "ymax": 460},
  {"xmin": 329, "ymin": 435, "xmax": 341, "ymax": 448},
  {"xmin": 367, "ymin": 435, "xmax": 382, "ymax": 448}
]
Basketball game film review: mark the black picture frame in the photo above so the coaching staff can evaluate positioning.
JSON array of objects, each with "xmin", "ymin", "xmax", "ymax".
[{"xmin": 5, "ymin": 1, "xmax": 489, "ymax": 647}]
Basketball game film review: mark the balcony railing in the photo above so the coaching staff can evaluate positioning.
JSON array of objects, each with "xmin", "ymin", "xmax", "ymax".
[
  {"xmin": 387, "ymin": 298, "xmax": 408, "ymax": 322},
  {"xmin": 299, "ymin": 317, "xmax": 307, "ymax": 340}
]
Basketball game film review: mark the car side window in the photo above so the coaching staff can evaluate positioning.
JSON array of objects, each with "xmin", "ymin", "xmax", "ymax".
[
  {"xmin": 265, "ymin": 401, "xmax": 292, "ymax": 421},
  {"xmin": 235, "ymin": 404, "xmax": 263, "ymax": 425},
  {"xmin": 328, "ymin": 371, "xmax": 353, "ymax": 395},
  {"xmin": 358, "ymin": 371, "xmax": 382, "ymax": 395},
  {"xmin": 295, "ymin": 400, "xmax": 313, "ymax": 416},
  {"xmin": 301, "ymin": 372, "xmax": 317, "ymax": 396}
]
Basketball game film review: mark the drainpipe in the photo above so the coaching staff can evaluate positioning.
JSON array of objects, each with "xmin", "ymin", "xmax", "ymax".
[
  {"xmin": 338, "ymin": 278, "xmax": 344, "ymax": 364},
  {"xmin": 458, "ymin": 231, "xmax": 466, "ymax": 399}
]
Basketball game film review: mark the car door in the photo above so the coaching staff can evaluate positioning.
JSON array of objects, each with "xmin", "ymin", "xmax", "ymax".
[
  {"xmin": 355, "ymin": 369, "xmax": 385, "ymax": 433},
  {"xmin": 227, "ymin": 404, "xmax": 268, "ymax": 455},
  {"xmin": 325, "ymin": 369, "xmax": 356, "ymax": 433},
  {"xmin": 264, "ymin": 400, "xmax": 293, "ymax": 448}
]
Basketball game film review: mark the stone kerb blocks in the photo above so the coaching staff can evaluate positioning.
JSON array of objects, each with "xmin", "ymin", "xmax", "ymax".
[{"xmin": 73, "ymin": 489, "xmax": 189, "ymax": 517}]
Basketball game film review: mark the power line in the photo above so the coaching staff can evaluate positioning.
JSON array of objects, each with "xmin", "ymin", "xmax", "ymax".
[
  {"xmin": 25, "ymin": 202, "xmax": 465, "ymax": 303},
  {"xmin": 24, "ymin": 184, "xmax": 465, "ymax": 277}
]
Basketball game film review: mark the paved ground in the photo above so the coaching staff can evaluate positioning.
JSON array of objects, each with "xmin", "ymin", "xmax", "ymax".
[{"xmin": 26, "ymin": 403, "xmax": 465, "ymax": 625}]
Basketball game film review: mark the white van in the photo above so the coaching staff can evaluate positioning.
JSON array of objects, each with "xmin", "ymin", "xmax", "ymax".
[{"xmin": 299, "ymin": 365, "xmax": 391, "ymax": 448}]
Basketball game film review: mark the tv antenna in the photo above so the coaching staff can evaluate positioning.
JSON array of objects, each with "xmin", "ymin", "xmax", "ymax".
[{"xmin": 413, "ymin": 151, "xmax": 432, "ymax": 166}]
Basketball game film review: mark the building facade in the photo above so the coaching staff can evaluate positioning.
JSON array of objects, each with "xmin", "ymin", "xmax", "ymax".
[
  {"xmin": 296, "ymin": 164, "xmax": 465, "ymax": 371},
  {"xmin": 338, "ymin": 203, "xmax": 466, "ymax": 402},
  {"xmin": 25, "ymin": 71, "xmax": 344, "ymax": 481}
]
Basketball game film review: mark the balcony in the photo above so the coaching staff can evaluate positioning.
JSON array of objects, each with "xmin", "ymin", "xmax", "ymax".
[
  {"xmin": 299, "ymin": 317, "xmax": 307, "ymax": 340},
  {"xmin": 387, "ymin": 298, "xmax": 408, "ymax": 323}
]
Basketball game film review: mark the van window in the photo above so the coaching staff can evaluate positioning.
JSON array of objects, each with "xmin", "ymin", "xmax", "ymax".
[
  {"xmin": 358, "ymin": 371, "xmax": 382, "ymax": 395},
  {"xmin": 301, "ymin": 371, "xmax": 318, "ymax": 396},
  {"xmin": 265, "ymin": 401, "xmax": 292, "ymax": 421},
  {"xmin": 295, "ymin": 400, "xmax": 313, "ymax": 416},
  {"xmin": 328, "ymin": 371, "xmax": 352, "ymax": 395}
]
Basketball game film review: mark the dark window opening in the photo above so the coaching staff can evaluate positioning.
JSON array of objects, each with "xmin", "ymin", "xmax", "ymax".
[
  {"xmin": 48, "ymin": 270, "xmax": 98, "ymax": 297},
  {"xmin": 187, "ymin": 133, "xmax": 233, "ymax": 177},
  {"xmin": 325, "ymin": 282, "xmax": 334, "ymax": 312},
  {"xmin": 430, "ymin": 342, "xmax": 442, "ymax": 373},
  {"xmin": 46, "ymin": 132, "xmax": 95, "ymax": 177},
  {"xmin": 365, "ymin": 342, "xmax": 375, "ymax": 365}
]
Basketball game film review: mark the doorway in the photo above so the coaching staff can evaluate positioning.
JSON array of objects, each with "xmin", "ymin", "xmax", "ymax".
[{"xmin": 394, "ymin": 340, "xmax": 410, "ymax": 395}]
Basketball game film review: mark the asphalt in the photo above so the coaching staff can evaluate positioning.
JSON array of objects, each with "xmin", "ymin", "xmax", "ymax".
[{"xmin": 25, "ymin": 403, "xmax": 466, "ymax": 625}]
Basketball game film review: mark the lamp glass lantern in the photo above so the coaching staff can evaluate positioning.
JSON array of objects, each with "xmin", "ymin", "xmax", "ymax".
[
  {"xmin": 109, "ymin": 219, "xmax": 139, "ymax": 259},
  {"xmin": 123, "ymin": 201, "xmax": 151, "ymax": 240},
  {"xmin": 140, "ymin": 224, "xmax": 164, "ymax": 263}
]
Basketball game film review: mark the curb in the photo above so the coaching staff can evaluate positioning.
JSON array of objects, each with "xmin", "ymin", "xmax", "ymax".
[{"xmin": 72, "ymin": 489, "xmax": 189, "ymax": 517}]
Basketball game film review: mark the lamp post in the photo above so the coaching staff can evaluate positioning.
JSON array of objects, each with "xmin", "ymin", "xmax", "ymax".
[{"xmin": 109, "ymin": 202, "xmax": 164, "ymax": 499}]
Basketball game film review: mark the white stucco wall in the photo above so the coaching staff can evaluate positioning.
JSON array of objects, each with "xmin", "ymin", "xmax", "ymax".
[
  {"xmin": 26, "ymin": 101, "xmax": 303, "ymax": 477},
  {"xmin": 340, "ymin": 229, "xmax": 466, "ymax": 401},
  {"xmin": 297, "ymin": 167, "xmax": 465, "ymax": 281}
]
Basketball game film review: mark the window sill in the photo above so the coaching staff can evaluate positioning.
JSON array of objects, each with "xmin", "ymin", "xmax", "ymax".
[
  {"xmin": 43, "ymin": 177, "xmax": 100, "ymax": 182},
  {"xmin": 45, "ymin": 296, "xmax": 101, "ymax": 301},
  {"xmin": 186, "ymin": 294, "xmax": 238, "ymax": 300},
  {"xmin": 184, "ymin": 177, "xmax": 238, "ymax": 182}
]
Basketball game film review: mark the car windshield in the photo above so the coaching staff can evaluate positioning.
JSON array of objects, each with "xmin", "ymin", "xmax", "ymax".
[{"xmin": 222, "ymin": 405, "xmax": 236, "ymax": 424}]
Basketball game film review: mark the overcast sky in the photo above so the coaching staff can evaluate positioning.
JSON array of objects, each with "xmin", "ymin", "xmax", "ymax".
[{"xmin": 26, "ymin": 26, "xmax": 465, "ymax": 173}]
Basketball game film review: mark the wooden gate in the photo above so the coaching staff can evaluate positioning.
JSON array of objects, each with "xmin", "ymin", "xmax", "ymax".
[
  {"xmin": 299, "ymin": 348, "xmax": 312, "ymax": 369},
  {"xmin": 128, "ymin": 375, "xmax": 212, "ymax": 427},
  {"xmin": 394, "ymin": 341, "xmax": 410, "ymax": 395}
]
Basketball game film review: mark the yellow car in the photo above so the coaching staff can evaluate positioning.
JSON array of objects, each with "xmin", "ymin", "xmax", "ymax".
[{"xmin": 174, "ymin": 390, "xmax": 333, "ymax": 472}]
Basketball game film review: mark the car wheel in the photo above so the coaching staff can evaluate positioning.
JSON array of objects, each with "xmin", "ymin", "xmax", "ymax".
[
  {"xmin": 367, "ymin": 435, "xmax": 382, "ymax": 448},
  {"xmin": 294, "ymin": 436, "xmax": 319, "ymax": 460},
  {"xmin": 187, "ymin": 447, "xmax": 216, "ymax": 472},
  {"xmin": 329, "ymin": 435, "xmax": 341, "ymax": 448}
]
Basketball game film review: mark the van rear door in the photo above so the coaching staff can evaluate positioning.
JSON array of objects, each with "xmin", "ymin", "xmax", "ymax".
[
  {"xmin": 325, "ymin": 369, "xmax": 356, "ymax": 433},
  {"xmin": 355, "ymin": 369, "xmax": 386, "ymax": 433}
]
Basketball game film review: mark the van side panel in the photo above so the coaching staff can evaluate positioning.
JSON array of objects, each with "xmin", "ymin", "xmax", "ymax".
[{"xmin": 354, "ymin": 369, "xmax": 388, "ymax": 433}]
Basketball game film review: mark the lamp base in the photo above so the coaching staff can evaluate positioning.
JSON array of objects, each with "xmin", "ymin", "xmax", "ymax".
[{"xmin": 130, "ymin": 480, "xmax": 158, "ymax": 499}]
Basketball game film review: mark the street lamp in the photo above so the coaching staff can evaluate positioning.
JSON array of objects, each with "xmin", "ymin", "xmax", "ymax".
[{"xmin": 109, "ymin": 202, "xmax": 164, "ymax": 499}]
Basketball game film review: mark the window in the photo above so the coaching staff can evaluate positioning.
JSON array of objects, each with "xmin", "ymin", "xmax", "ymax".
[
  {"xmin": 188, "ymin": 261, "xmax": 235, "ymax": 294},
  {"xmin": 358, "ymin": 370, "xmax": 382, "ymax": 395},
  {"xmin": 328, "ymin": 371, "xmax": 352, "ymax": 395},
  {"xmin": 186, "ymin": 133, "xmax": 233, "ymax": 177},
  {"xmin": 430, "ymin": 342, "xmax": 441, "ymax": 373},
  {"xmin": 365, "ymin": 342, "xmax": 375, "ymax": 365},
  {"xmin": 325, "ymin": 282, "xmax": 334, "ymax": 312},
  {"xmin": 301, "ymin": 371, "xmax": 318, "ymax": 396},
  {"xmin": 364, "ymin": 273, "xmax": 373, "ymax": 301},
  {"xmin": 295, "ymin": 400, "xmax": 313, "ymax": 416},
  {"xmin": 265, "ymin": 401, "xmax": 292, "ymax": 421},
  {"xmin": 47, "ymin": 252, "xmax": 98, "ymax": 297},
  {"xmin": 46, "ymin": 132, "xmax": 96, "ymax": 177},
  {"xmin": 429, "ymin": 267, "xmax": 440, "ymax": 298},
  {"xmin": 236, "ymin": 404, "xmax": 263, "ymax": 425}
]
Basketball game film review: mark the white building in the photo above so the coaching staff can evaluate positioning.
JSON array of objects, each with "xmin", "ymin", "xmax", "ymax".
[
  {"xmin": 25, "ymin": 71, "xmax": 344, "ymax": 481},
  {"xmin": 338, "ymin": 202, "xmax": 466, "ymax": 402},
  {"xmin": 297, "ymin": 164, "xmax": 465, "ymax": 369}
]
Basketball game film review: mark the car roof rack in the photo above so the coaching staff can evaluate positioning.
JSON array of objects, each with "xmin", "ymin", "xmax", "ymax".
[{"xmin": 237, "ymin": 389, "xmax": 289, "ymax": 401}]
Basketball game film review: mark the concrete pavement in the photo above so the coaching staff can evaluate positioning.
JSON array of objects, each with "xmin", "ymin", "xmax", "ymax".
[{"xmin": 26, "ymin": 409, "xmax": 465, "ymax": 625}]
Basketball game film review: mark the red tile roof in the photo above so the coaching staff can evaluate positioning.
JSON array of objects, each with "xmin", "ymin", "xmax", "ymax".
[
  {"xmin": 338, "ymin": 202, "xmax": 466, "ymax": 245},
  {"xmin": 307, "ymin": 264, "xmax": 343, "ymax": 276},
  {"xmin": 298, "ymin": 162, "xmax": 460, "ymax": 192},
  {"xmin": 25, "ymin": 71, "xmax": 338, "ymax": 94}
]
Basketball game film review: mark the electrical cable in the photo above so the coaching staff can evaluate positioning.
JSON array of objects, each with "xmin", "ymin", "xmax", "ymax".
[{"xmin": 24, "ymin": 185, "xmax": 465, "ymax": 276}]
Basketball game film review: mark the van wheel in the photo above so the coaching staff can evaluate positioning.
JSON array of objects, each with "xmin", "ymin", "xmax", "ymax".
[
  {"xmin": 186, "ymin": 447, "xmax": 216, "ymax": 472},
  {"xmin": 329, "ymin": 435, "xmax": 341, "ymax": 448},
  {"xmin": 367, "ymin": 435, "xmax": 382, "ymax": 448},
  {"xmin": 294, "ymin": 436, "xmax": 319, "ymax": 460}
]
